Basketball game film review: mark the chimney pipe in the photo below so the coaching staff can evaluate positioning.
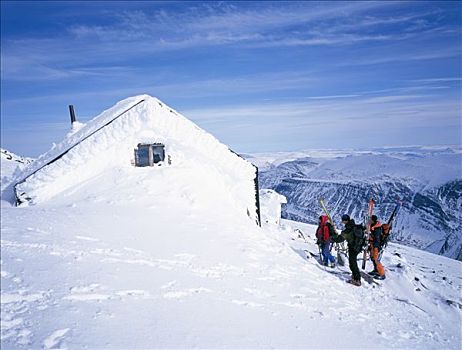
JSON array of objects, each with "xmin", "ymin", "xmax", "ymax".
[{"xmin": 69, "ymin": 105, "xmax": 76, "ymax": 124}]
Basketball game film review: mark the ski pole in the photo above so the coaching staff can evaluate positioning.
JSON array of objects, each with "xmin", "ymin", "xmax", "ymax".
[{"xmin": 362, "ymin": 198, "xmax": 374, "ymax": 270}]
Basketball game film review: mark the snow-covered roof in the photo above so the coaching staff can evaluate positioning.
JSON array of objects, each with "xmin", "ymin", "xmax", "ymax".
[
  {"xmin": 15, "ymin": 96, "xmax": 147, "ymax": 184},
  {"xmin": 13, "ymin": 95, "xmax": 260, "ymax": 225}
]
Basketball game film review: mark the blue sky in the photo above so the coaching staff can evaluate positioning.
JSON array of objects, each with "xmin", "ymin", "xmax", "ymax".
[{"xmin": 1, "ymin": 1, "xmax": 461, "ymax": 157}]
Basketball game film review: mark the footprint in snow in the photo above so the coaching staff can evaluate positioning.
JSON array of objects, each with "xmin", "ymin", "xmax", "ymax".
[
  {"xmin": 115, "ymin": 290, "xmax": 151, "ymax": 298},
  {"xmin": 163, "ymin": 288, "xmax": 212, "ymax": 299},
  {"xmin": 174, "ymin": 253, "xmax": 196, "ymax": 261},
  {"xmin": 26, "ymin": 227, "xmax": 50, "ymax": 235},
  {"xmin": 160, "ymin": 281, "xmax": 177, "ymax": 290},
  {"xmin": 232, "ymin": 299, "xmax": 264, "ymax": 308},
  {"xmin": 75, "ymin": 235, "xmax": 99, "ymax": 242},
  {"xmin": 1, "ymin": 292, "xmax": 46, "ymax": 304},
  {"xmin": 64, "ymin": 284, "xmax": 111, "ymax": 302},
  {"xmin": 244, "ymin": 288, "xmax": 274, "ymax": 299},
  {"xmin": 63, "ymin": 294, "xmax": 111, "ymax": 302},
  {"xmin": 123, "ymin": 247, "xmax": 145, "ymax": 255},
  {"xmin": 69, "ymin": 284, "xmax": 101, "ymax": 293},
  {"xmin": 43, "ymin": 328, "xmax": 70, "ymax": 349},
  {"xmin": 290, "ymin": 293, "xmax": 306, "ymax": 299}
]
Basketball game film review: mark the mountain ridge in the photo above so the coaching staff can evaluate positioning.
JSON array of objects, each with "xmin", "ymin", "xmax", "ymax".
[{"xmin": 249, "ymin": 146, "xmax": 462, "ymax": 261}]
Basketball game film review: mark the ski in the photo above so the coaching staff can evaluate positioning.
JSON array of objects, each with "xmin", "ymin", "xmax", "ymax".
[
  {"xmin": 379, "ymin": 201, "xmax": 402, "ymax": 258},
  {"xmin": 361, "ymin": 198, "xmax": 375, "ymax": 270},
  {"xmin": 387, "ymin": 202, "xmax": 401, "ymax": 226},
  {"xmin": 307, "ymin": 250, "xmax": 320, "ymax": 258},
  {"xmin": 360, "ymin": 271, "xmax": 381, "ymax": 285},
  {"xmin": 319, "ymin": 198, "xmax": 346, "ymax": 266},
  {"xmin": 319, "ymin": 198, "xmax": 336, "ymax": 229}
]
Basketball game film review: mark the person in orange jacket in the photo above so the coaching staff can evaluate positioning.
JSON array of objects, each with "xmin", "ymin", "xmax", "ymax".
[{"xmin": 369, "ymin": 215, "xmax": 386, "ymax": 280}]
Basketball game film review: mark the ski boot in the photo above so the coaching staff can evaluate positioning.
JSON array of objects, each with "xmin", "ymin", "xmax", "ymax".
[{"xmin": 347, "ymin": 279, "xmax": 361, "ymax": 287}]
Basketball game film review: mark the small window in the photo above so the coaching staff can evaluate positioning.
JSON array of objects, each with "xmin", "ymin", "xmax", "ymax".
[
  {"xmin": 152, "ymin": 144, "xmax": 165, "ymax": 164},
  {"xmin": 134, "ymin": 143, "xmax": 165, "ymax": 167}
]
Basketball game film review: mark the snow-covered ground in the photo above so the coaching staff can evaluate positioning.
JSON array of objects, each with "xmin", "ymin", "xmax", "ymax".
[{"xmin": 1, "ymin": 166, "xmax": 461, "ymax": 349}]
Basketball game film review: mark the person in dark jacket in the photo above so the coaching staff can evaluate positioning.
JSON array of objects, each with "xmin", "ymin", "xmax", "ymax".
[
  {"xmin": 368, "ymin": 215, "xmax": 386, "ymax": 280},
  {"xmin": 340, "ymin": 214, "xmax": 362, "ymax": 286},
  {"xmin": 316, "ymin": 215, "xmax": 336, "ymax": 267}
]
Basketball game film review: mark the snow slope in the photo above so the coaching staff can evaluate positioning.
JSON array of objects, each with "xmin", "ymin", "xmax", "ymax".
[{"xmin": 1, "ymin": 170, "xmax": 461, "ymax": 348}]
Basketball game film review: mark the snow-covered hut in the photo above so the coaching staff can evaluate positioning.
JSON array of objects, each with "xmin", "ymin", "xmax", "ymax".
[{"xmin": 13, "ymin": 95, "xmax": 261, "ymax": 225}]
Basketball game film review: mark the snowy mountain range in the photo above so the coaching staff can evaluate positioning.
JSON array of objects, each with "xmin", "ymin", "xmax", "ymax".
[
  {"xmin": 1, "ymin": 97, "xmax": 461, "ymax": 349},
  {"xmin": 247, "ymin": 147, "xmax": 462, "ymax": 261}
]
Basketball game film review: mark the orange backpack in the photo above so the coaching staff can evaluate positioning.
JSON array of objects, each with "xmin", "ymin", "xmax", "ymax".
[{"xmin": 380, "ymin": 223, "xmax": 391, "ymax": 247}]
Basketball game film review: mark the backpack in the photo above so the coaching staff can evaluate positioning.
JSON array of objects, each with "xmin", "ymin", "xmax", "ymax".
[
  {"xmin": 381, "ymin": 223, "xmax": 391, "ymax": 248},
  {"xmin": 352, "ymin": 224, "xmax": 366, "ymax": 251},
  {"xmin": 327, "ymin": 222, "xmax": 341, "ymax": 243}
]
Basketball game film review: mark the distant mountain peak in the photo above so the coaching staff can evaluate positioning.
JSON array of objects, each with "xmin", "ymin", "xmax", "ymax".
[{"xmin": 253, "ymin": 148, "xmax": 462, "ymax": 261}]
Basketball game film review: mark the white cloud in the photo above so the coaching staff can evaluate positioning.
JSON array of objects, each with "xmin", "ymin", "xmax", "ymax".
[
  {"xmin": 178, "ymin": 92, "xmax": 460, "ymax": 152},
  {"xmin": 182, "ymin": 93, "xmax": 460, "ymax": 128},
  {"xmin": 62, "ymin": 2, "xmax": 413, "ymax": 48},
  {"xmin": 306, "ymin": 94, "xmax": 362, "ymax": 100},
  {"xmin": 2, "ymin": 1, "xmax": 460, "ymax": 83}
]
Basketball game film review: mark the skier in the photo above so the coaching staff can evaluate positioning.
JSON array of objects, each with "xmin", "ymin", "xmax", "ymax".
[
  {"xmin": 368, "ymin": 215, "xmax": 386, "ymax": 280},
  {"xmin": 315, "ymin": 215, "xmax": 336, "ymax": 268},
  {"xmin": 340, "ymin": 214, "xmax": 362, "ymax": 286}
]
